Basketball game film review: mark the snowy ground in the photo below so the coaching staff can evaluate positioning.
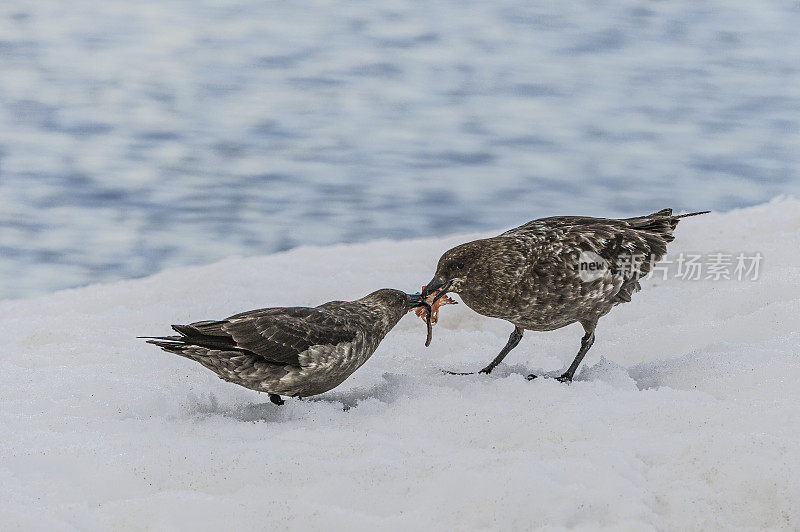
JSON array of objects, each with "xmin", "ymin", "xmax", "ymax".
[{"xmin": 2, "ymin": 199, "xmax": 799, "ymax": 530}]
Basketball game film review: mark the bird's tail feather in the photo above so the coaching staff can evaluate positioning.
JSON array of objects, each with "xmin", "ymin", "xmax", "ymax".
[
  {"xmin": 625, "ymin": 208, "xmax": 709, "ymax": 242},
  {"xmin": 675, "ymin": 210, "xmax": 711, "ymax": 219},
  {"xmin": 140, "ymin": 323, "xmax": 242, "ymax": 353},
  {"xmin": 139, "ymin": 337, "xmax": 198, "ymax": 360},
  {"xmin": 644, "ymin": 208, "xmax": 673, "ymax": 217},
  {"xmin": 625, "ymin": 212, "xmax": 678, "ymax": 243}
]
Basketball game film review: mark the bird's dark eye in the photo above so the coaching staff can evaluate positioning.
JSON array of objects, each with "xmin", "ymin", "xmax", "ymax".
[{"xmin": 456, "ymin": 262, "xmax": 464, "ymax": 270}]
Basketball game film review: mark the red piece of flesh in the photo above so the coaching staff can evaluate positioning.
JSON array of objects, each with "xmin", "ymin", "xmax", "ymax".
[{"xmin": 409, "ymin": 286, "xmax": 457, "ymax": 324}]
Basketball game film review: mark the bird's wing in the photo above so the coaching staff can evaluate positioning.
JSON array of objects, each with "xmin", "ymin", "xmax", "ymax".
[
  {"xmin": 499, "ymin": 210, "xmax": 701, "ymax": 305},
  {"xmin": 172, "ymin": 307, "xmax": 360, "ymax": 367},
  {"xmin": 504, "ymin": 213, "xmax": 674, "ymax": 270},
  {"xmin": 510, "ymin": 220, "xmax": 672, "ymax": 301}
]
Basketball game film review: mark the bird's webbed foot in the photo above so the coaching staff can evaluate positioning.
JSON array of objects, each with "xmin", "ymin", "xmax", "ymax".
[
  {"xmin": 442, "ymin": 369, "xmax": 476, "ymax": 375},
  {"xmin": 441, "ymin": 363, "xmax": 498, "ymax": 375},
  {"xmin": 524, "ymin": 373, "xmax": 572, "ymax": 383},
  {"xmin": 269, "ymin": 394, "xmax": 285, "ymax": 406}
]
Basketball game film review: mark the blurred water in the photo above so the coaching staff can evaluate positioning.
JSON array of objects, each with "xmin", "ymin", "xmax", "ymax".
[{"xmin": 1, "ymin": 1, "xmax": 799, "ymax": 299}]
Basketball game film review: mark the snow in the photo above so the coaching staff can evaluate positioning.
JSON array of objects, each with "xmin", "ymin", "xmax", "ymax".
[{"xmin": 2, "ymin": 198, "xmax": 799, "ymax": 529}]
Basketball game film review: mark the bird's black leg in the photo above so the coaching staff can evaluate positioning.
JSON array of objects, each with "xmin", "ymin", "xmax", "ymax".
[
  {"xmin": 269, "ymin": 394, "xmax": 285, "ymax": 406},
  {"xmin": 556, "ymin": 320, "xmax": 597, "ymax": 383},
  {"xmin": 479, "ymin": 325, "xmax": 524, "ymax": 374}
]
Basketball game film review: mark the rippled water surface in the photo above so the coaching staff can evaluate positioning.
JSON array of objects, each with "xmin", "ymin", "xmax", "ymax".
[{"xmin": 1, "ymin": 1, "xmax": 799, "ymax": 299}]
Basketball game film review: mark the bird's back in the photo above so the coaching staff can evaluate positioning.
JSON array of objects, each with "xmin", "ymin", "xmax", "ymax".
[{"xmin": 462, "ymin": 209, "xmax": 696, "ymax": 329}]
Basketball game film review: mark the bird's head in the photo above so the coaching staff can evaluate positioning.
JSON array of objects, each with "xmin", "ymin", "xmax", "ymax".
[
  {"xmin": 360, "ymin": 288, "xmax": 434, "ymax": 345},
  {"xmin": 421, "ymin": 240, "xmax": 486, "ymax": 299},
  {"xmin": 362, "ymin": 288, "xmax": 428, "ymax": 313}
]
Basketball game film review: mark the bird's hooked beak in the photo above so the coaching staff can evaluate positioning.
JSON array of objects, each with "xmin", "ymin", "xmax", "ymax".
[
  {"xmin": 422, "ymin": 276, "xmax": 459, "ymax": 303},
  {"xmin": 406, "ymin": 292, "xmax": 427, "ymax": 311}
]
